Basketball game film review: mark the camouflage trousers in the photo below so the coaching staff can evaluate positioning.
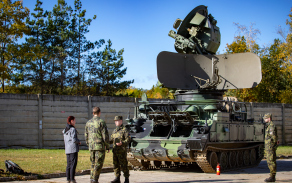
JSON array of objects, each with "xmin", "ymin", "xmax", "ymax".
[
  {"xmin": 90, "ymin": 150, "xmax": 105, "ymax": 181},
  {"xmin": 113, "ymin": 148, "xmax": 129, "ymax": 178},
  {"xmin": 266, "ymin": 148, "xmax": 277, "ymax": 177}
]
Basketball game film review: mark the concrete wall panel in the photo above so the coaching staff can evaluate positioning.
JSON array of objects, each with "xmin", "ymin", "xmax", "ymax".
[{"xmin": 1, "ymin": 93, "xmax": 292, "ymax": 148}]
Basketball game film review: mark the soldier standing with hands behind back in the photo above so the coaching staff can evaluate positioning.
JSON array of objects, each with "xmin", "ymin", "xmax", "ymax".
[
  {"xmin": 263, "ymin": 113, "xmax": 279, "ymax": 182},
  {"xmin": 110, "ymin": 116, "xmax": 130, "ymax": 183},
  {"xmin": 85, "ymin": 107, "xmax": 110, "ymax": 183}
]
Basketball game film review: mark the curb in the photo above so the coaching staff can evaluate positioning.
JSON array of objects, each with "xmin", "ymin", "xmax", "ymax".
[
  {"xmin": 276, "ymin": 155, "xmax": 292, "ymax": 159},
  {"xmin": 263, "ymin": 155, "xmax": 292, "ymax": 160},
  {"xmin": 0, "ymin": 175, "xmax": 39, "ymax": 182},
  {"xmin": 1, "ymin": 156, "xmax": 292, "ymax": 182},
  {"xmin": 0, "ymin": 166, "xmax": 129, "ymax": 182}
]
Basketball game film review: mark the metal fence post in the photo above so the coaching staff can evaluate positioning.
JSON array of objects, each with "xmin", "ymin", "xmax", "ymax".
[
  {"xmin": 250, "ymin": 102, "xmax": 254, "ymax": 119},
  {"xmin": 282, "ymin": 103, "xmax": 286, "ymax": 145},
  {"xmin": 88, "ymin": 95, "xmax": 92, "ymax": 120},
  {"xmin": 38, "ymin": 94, "xmax": 43, "ymax": 148}
]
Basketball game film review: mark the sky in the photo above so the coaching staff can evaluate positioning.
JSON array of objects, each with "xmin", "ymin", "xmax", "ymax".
[{"xmin": 22, "ymin": 0, "xmax": 291, "ymax": 90}]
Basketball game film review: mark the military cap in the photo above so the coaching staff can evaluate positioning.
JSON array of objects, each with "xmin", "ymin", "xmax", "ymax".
[
  {"xmin": 114, "ymin": 116, "xmax": 123, "ymax": 121},
  {"xmin": 263, "ymin": 113, "xmax": 272, "ymax": 119}
]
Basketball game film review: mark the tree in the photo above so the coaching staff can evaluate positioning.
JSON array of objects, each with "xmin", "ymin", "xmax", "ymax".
[
  {"xmin": 146, "ymin": 82, "xmax": 174, "ymax": 99},
  {"xmin": 225, "ymin": 19, "xmax": 292, "ymax": 103},
  {"xmin": 115, "ymin": 86, "xmax": 145, "ymax": 98},
  {"xmin": 225, "ymin": 35, "xmax": 260, "ymax": 102},
  {"xmin": 225, "ymin": 23, "xmax": 262, "ymax": 102},
  {"xmin": 87, "ymin": 40, "xmax": 133, "ymax": 96},
  {"xmin": 233, "ymin": 22, "xmax": 261, "ymax": 53},
  {"xmin": 253, "ymin": 10, "xmax": 292, "ymax": 103},
  {"xmin": 278, "ymin": 8, "xmax": 292, "ymax": 103},
  {"xmin": 47, "ymin": 0, "xmax": 72, "ymax": 94},
  {"xmin": 25, "ymin": 0, "xmax": 48, "ymax": 94},
  {"xmin": 226, "ymin": 36, "xmax": 248, "ymax": 53},
  {"xmin": 254, "ymin": 39, "xmax": 287, "ymax": 103},
  {"xmin": 0, "ymin": 0, "xmax": 29, "ymax": 92},
  {"xmin": 68, "ymin": 0, "xmax": 103, "ymax": 94},
  {"xmin": 86, "ymin": 51, "xmax": 102, "ymax": 95}
]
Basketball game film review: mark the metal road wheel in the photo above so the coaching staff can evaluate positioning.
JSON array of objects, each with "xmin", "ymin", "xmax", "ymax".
[
  {"xmin": 141, "ymin": 160, "xmax": 150, "ymax": 169},
  {"xmin": 258, "ymin": 145, "xmax": 264, "ymax": 159},
  {"xmin": 229, "ymin": 151, "xmax": 237, "ymax": 168},
  {"xmin": 243, "ymin": 150, "xmax": 250, "ymax": 166},
  {"xmin": 218, "ymin": 152, "xmax": 228, "ymax": 170},
  {"xmin": 250, "ymin": 149, "xmax": 257, "ymax": 165},
  {"xmin": 164, "ymin": 161, "xmax": 172, "ymax": 167},
  {"xmin": 154, "ymin": 161, "xmax": 162, "ymax": 168},
  {"xmin": 236, "ymin": 151, "xmax": 244, "ymax": 167},
  {"xmin": 208, "ymin": 151, "xmax": 218, "ymax": 170}
]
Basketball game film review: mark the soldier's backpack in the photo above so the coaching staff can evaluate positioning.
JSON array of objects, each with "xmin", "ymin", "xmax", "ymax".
[{"xmin": 5, "ymin": 160, "xmax": 24, "ymax": 174}]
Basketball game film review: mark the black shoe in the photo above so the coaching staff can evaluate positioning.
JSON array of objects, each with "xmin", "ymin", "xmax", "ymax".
[
  {"xmin": 90, "ymin": 179, "xmax": 98, "ymax": 183},
  {"xmin": 124, "ymin": 177, "xmax": 129, "ymax": 183},
  {"xmin": 264, "ymin": 177, "xmax": 275, "ymax": 182},
  {"xmin": 111, "ymin": 177, "xmax": 121, "ymax": 183}
]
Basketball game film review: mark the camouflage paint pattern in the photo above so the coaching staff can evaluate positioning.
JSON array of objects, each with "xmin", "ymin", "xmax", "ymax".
[
  {"xmin": 128, "ymin": 93, "xmax": 266, "ymax": 163},
  {"xmin": 85, "ymin": 116, "xmax": 109, "ymax": 150},
  {"xmin": 126, "ymin": 5, "xmax": 265, "ymax": 173},
  {"xmin": 90, "ymin": 150, "xmax": 105, "ymax": 181},
  {"xmin": 85, "ymin": 116, "xmax": 109, "ymax": 181},
  {"xmin": 110, "ymin": 124, "xmax": 130, "ymax": 178},
  {"xmin": 113, "ymin": 148, "xmax": 129, "ymax": 178},
  {"xmin": 265, "ymin": 120, "xmax": 278, "ymax": 177}
]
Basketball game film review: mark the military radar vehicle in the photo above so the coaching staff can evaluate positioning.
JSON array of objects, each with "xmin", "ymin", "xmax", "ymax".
[{"xmin": 126, "ymin": 5, "xmax": 265, "ymax": 173}]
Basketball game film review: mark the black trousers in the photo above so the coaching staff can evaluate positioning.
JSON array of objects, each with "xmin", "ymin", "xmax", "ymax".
[{"xmin": 66, "ymin": 152, "xmax": 78, "ymax": 181}]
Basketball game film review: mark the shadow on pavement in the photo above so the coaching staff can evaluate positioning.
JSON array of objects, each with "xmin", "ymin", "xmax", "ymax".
[
  {"xmin": 142, "ymin": 159, "xmax": 292, "ymax": 175},
  {"xmin": 140, "ymin": 179, "xmax": 248, "ymax": 183},
  {"xmin": 275, "ymin": 180, "xmax": 292, "ymax": 183}
]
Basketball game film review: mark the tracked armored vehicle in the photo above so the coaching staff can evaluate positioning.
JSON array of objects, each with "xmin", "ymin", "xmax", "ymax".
[{"xmin": 126, "ymin": 5, "xmax": 265, "ymax": 173}]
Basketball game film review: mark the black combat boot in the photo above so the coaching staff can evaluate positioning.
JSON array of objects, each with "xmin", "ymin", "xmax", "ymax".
[
  {"xmin": 264, "ymin": 176, "xmax": 275, "ymax": 182},
  {"xmin": 111, "ymin": 176, "xmax": 120, "ymax": 183},
  {"xmin": 124, "ymin": 177, "xmax": 129, "ymax": 183},
  {"xmin": 90, "ymin": 179, "xmax": 98, "ymax": 183}
]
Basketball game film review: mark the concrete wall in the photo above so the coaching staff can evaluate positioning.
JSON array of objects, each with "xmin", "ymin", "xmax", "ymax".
[
  {"xmin": 0, "ymin": 93, "xmax": 135, "ymax": 149},
  {"xmin": 0, "ymin": 93, "xmax": 291, "ymax": 149},
  {"xmin": 249, "ymin": 103, "xmax": 292, "ymax": 145},
  {"xmin": 0, "ymin": 94, "xmax": 39, "ymax": 148}
]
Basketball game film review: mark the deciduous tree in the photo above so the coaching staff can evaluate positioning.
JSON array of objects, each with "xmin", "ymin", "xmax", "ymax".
[{"xmin": 0, "ymin": 0, "xmax": 29, "ymax": 92}]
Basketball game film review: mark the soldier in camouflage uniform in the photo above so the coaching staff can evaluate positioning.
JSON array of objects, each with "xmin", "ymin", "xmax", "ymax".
[
  {"xmin": 85, "ymin": 107, "xmax": 110, "ymax": 183},
  {"xmin": 263, "ymin": 113, "xmax": 279, "ymax": 182},
  {"xmin": 110, "ymin": 116, "xmax": 130, "ymax": 183}
]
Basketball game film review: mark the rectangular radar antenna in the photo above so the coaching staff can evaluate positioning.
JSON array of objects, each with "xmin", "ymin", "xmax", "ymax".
[{"xmin": 190, "ymin": 57, "xmax": 221, "ymax": 89}]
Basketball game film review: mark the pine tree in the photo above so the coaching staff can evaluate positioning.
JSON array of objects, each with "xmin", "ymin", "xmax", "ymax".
[
  {"xmin": 87, "ymin": 40, "xmax": 133, "ymax": 96},
  {"xmin": 46, "ymin": 0, "xmax": 71, "ymax": 94},
  {"xmin": 68, "ymin": 0, "xmax": 103, "ymax": 95},
  {"xmin": 25, "ymin": 0, "xmax": 48, "ymax": 94}
]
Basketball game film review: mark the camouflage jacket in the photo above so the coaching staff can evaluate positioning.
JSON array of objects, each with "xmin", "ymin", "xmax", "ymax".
[
  {"xmin": 110, "ymin": 124, "xmax": 130, "ymax": 150},
  {"xmin": 85, "ymin": 116, "xmax": 109, "ymax": 150},
  {"xmin": 265, "ymin": 121, "xmax": 278, "ymax": 150}
]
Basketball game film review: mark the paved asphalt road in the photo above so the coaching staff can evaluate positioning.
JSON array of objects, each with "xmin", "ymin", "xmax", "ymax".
[{"xmin": 8, "ymin": 159, "xmax": 292, "ymax": 183}]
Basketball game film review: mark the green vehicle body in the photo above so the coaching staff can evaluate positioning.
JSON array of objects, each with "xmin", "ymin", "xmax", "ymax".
[{"xmin": 126, "ymin": 5, "xmax": 265, "ymax": 172}]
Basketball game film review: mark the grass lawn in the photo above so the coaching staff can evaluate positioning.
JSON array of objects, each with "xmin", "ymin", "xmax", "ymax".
[
  {"xmin": 0, "ymin": 149, "xmax": 113, "ymax": 175},
  {"xmin": 276, "ymin": 146, "xmax": 292, "ymax": 156},
  {"xmin": 0, "ymin": 146, "xmax": 291, "ymax": 176}
]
